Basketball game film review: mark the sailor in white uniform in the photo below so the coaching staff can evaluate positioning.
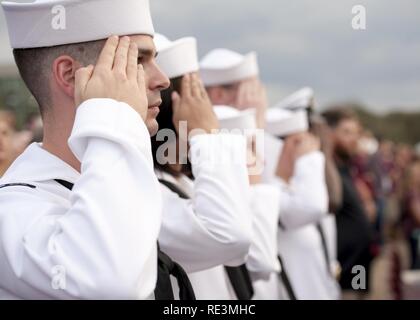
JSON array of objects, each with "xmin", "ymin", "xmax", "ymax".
[
  {"xmin": 269, "ymin": 88, "xmax": 341, "ymax": 299},
  {"xmin": 200, "ymin": 49, "xmax": 338, "ymax": 299},
  {"xmin": 152, "ymin": 35, "xmax": 280, "ymax": 300},
  {"xmin": 0, "ymin": 0, "xmax": 171, "ymax": 299}
]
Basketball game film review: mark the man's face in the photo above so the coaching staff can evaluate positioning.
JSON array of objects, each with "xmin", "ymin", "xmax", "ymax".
[
  {"xmin": 0, "ymin": 120, "xmax": 14, "ymax": 162},
  {"xmin": 206, "ymin": 80, "xmax": 243, "ymax": 106},
  {"xmin": 207, "ymin": 76, "xmax": 260, "ymax": 109},
  {"xmin": 332, "ymin": 118, "xmax": 361, "ymax": 160},
  {"xmin": 129, "ymin": 35, "xmax": 170, "ymax": 136}
]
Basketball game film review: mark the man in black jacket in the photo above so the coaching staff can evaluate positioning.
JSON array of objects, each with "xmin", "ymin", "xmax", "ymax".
[{"xmin": 322, "ymin": 108, "xmax": 374, "ymax": 298}]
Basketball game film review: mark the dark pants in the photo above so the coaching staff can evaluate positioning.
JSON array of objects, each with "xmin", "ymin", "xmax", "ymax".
[{"xmin": 409, "ymin": 230, "xmax": 420, "ymax": 270}]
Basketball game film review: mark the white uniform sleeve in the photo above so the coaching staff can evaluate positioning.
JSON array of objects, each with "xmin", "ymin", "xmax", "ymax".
[
  {"xmin": 158, "ymin": 134, "xmax": 253, "ymax": 273},
  {"xmin": 0, "ymin": 99, "xmax": 162, "ymax": 299},
  {"xmin": 274, "ymin": 151, "xmax": 329, "ymax": 230},
  {"xmin": 246, "ymin": 184, "xmax": 281, "ymax": 281}
]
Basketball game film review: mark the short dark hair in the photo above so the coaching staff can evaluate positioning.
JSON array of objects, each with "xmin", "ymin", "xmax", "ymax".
[
  {"xmin": 13, "ymin": 39, "xmax": 106, "ymax": 116},
  {"xmin": 321, "ymin": 107, "xmax": 358, "ymax": 128},
  {"xmin": 151, "ymin": 75, "xmax": 192, "ymax": 177}
]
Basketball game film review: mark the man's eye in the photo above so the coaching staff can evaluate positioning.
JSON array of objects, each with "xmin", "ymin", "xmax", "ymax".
[{"xmin": 138, "ymin": 56, "xmax": 145, "ymax": 63}]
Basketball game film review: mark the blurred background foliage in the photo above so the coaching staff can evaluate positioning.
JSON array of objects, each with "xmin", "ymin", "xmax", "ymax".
[
  {"xmin": 0, "ymin": 77, "xmax": 419, "ymax": 145},
  {"xmin": 354, "ymin": 106, "xmax": 420, "ymax": 145},
  {"xmin": 0, "ymin": 77, "xmax": 38, "ymax": 128}
]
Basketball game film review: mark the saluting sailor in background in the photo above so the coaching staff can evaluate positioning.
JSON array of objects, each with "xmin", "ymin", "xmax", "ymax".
[
  {"xmin": 199, "ymin": 49, "xmax": 335, "ymax": 299},
  {"xmin": 266, "ymin": 89, "xmax": 341, "ymax": 300},
  {"xmin": 0, "ymin": 0, "xmax": 170, "ymax": 299},
  {"xmin": 153, "ymin": 34, "xmax": 277, "ymax": 300},
  {"xmin": 213, "ymin": 104, "xmax": 282, "ymax": 300}
]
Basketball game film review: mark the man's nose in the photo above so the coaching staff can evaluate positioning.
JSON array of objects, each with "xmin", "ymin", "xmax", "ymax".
[{"xmin": 149, "ymin": 63, "xmax": 170, "ymax": 92}]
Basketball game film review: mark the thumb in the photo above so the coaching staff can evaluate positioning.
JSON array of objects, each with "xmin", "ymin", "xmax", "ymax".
[{"xmin": 75, "ymin": 65, "xmax": 94, "ymax": 103}]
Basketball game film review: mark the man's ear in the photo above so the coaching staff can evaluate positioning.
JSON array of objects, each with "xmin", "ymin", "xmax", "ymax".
[{"xmin": 52, "ymin": 55, "xmax": 81, "ymax": 99}]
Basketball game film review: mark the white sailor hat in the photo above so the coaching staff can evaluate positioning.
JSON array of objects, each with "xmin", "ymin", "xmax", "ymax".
[
  {"xmin": 213, "ymin": 105, "xmax": 257, "ymax": 132},
  {"xmin": 272, "ymin": 87, "xmax": 315, "ymax": 111},
  {"xmin": 199, "ymin": 49, "xmax": 259, "ymax": 87},
  {"xmin": 154, "ymin": 33, "xmax": 199, "ymax": 79},
  {"xmin": 2, "ymin": 0, "xmax": 155, "ymax": 49},
  {"xmin": 265, "ymin": 108, "xmax": 309, "ymax": 137}
]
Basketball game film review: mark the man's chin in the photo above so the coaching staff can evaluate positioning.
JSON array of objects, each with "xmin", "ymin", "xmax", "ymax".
[{"xmin": 146, "ymin": 119, "xmax": 159, "ymax": 137}]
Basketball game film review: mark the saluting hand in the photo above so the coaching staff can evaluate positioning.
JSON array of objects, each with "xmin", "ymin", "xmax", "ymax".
[
  {"xmin": 234, "ymin": 78, "xmax": 268, "ymax": 129},
  {"xmin": 172, "ymin": 73, "xmax": 219, "ymax": 136},
  {"xmin": 294, "ymin": 132, "xmax": 321, "ymax": 159},
  {"xmin": 275, "ymin": 132, "xmax": 321, "ymax": 182},
  {"xmin": 75, "ymin": 36, "xmax": 148, "ymax": 120},
  {"xmin": 275, "ymin": 135, "xmax": 298, "ymax": 183}
]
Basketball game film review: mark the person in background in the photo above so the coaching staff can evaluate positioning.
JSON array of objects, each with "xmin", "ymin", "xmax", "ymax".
[
  {"xmin": 200, "ymin": 49, "xmax": 333, "ymax": 300},
  {"xmin": 401, "ymin": 159, "xmax": 420, "ymax": 269},
  {"xmin": 0, "ymin": 110, "xmax": 17, "ymax": 177},
  {"xmin": 395, "ymin": 144, "xmax": 415, "ymax": 197},
  {"xmin": 311, "ymin": 113, "xmax": 344, "ymax": 289},
  {"xmin": 322, "ymin": 107, "xmax": 374, "ymax": 299},
  {"xmin": 152, "ymin": 34, "xmax": 279, "ymax": 300},
  {"xmin": 353, "ymin": 130, "xmax": 378, "ymax": 224}
]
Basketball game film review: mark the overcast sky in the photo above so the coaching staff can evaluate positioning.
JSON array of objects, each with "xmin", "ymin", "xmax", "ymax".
[{"xmin": 1, "ymin": 0, "xmax": 419, "ymax": 113}]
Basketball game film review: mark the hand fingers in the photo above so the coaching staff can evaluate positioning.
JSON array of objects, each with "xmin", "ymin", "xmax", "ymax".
[
  {"xmin": 190, "ymin": 73, "xmax": 202, "ymax": 97},
  {"xmin": 254, "ymin": 82, "xmax": 262, "ymax": 100},
  {"xmin": 113, "ymin": 36, "xmax": 130, "ymax": 76},
  {"xmin": 75, "ymin": 65, "xmax": 94, "ymax": 101},
  {"xmin": 286, "ymin": 134, "xmax": 301, "ymax": 149},
  {"xmin": 137, "ymin": 64, "xmax": 146, "ymax": 92},
  {"xmin": 95, "ymin": 36, "xmax": 119, "ymax": 70},
  {"xmin": 235, "ymin": 82, "xmax": 246, "ymax": 108},
  {"xmin": 246, "ymin": 81, "xmax": 256, "ymax": 104},
  {"xmin": 181, "ymin": 74, "xmax": 191, "ymax": 99},
  {"xmin": 193, "ymin": 73, "xmax": 207, "ymax": 98},
  {"xmin": 127, "ymin": 42, "xmax": 138, "ymax": 81},
  {"xmin": 199, "ymin": 79, "xmax": 208, "ymax": 99},
  {"xmin": 171, "ymin": 91, "xmax": 181, "ymax": 122},
  {"xmin": 260, "ymin": 85, "xmax": 268, "ymax": 104},
  {"xmin": 240, "ymin": 81, "xmax": 256, "ymax": 108}
]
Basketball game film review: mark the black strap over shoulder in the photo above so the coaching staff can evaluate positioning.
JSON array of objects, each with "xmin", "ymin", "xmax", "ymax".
[
  {"xmin": 316, "ymin": 222, "xmax": 332, "ymax": 277},
  {"xmin": 277, "ymin": 254, "xmax": 297, "ymax": 300},
  {"xmin": 155, "ymin": 245, "xmax": 196, "ymax": 300},
  {"xmin": 224, "ymin": 264, "xmax": 254, "ymax": 300},
  {"xmin": 159, "ymin": 179, "xmax": 190, "ymax": 199},
  {"xmin": 54, "ymin": 179, "xmax": 74, "ymax": 191},
  {"xmin": 159, "ymin": 178, "xmax": 254, "ymax": 300},
  {"xmin": 54, "ymin": 179, "xmax": 195, "ymax": 300}
]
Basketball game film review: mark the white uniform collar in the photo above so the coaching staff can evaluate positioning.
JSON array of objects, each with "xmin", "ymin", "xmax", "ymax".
[{"xmin": 1, "ymin": 143, "xmax": 80, "ymax": 184}]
